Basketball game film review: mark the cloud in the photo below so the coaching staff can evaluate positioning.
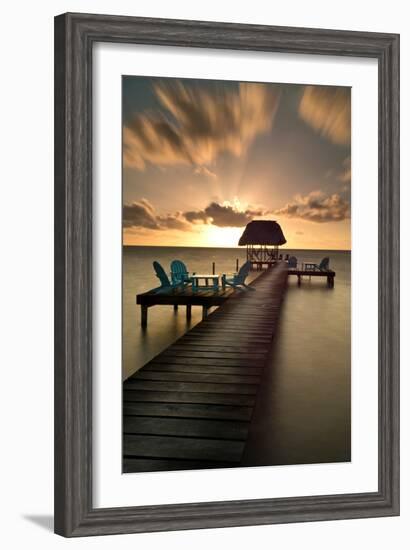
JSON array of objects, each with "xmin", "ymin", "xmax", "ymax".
[
  {"xmin": 275, "ymin": 191, "xmax": 350, "ymax": 223},
  {"xmin": 123, "ymin": 199, "xmax": 190, "ymax": 231},
  {"xmin": 194, "ymin": 166, "xmax": 217, "ymax": 179},
  {"xmin": 124, "ymin": 198, "xmax": 266, "ymax": 232},
  {"xmin": 295, "ymin": 231, "xmax": 304, "ymax": 235},
  {"xmin": 183, "ymin": 209, "xmax": 210, "ymax": 224},
  {"xmin": 299, "ymin": 86, "xmax": 351, "ymax": 145},
  {"xmin": 184, "ymin": 201, "xmax": 264, "ymax": 227},
  {"xmin": 337, "ymin": 156, "xmax": 351, "ymax": 183},
  {"xmin": 123, "ymin": 81, "xmax": 280, "ymax": 170}
]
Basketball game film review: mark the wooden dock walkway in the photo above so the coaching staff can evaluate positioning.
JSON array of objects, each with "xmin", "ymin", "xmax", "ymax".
[
  {"xmin": 137, "ymin": 285, "xmax": 235, "ymax": 327},
  {"xmin": 137, "ymin": 265, "xmax": 335, "ymax": 328},
  {"xmin": 123, "ymin": 262, "xmax": 288, "ymax": 473},
  {"xmin": 288, "ymin": 268, "xmax": 335, "ymax": 287}
]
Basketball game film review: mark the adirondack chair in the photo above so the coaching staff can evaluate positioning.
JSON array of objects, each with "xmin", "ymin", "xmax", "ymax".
[
  {"xmin": 222, "ymin": 261, "xmax": 255, "ymax": 291},
  {"xmin": 288, "ymin": 256, "xmax": 298, "ymax": 268},
  {"xmin": 304, "ymin": 257, "xmax": 330, "ymax": 272},
  {"xmin": 153, "ymin": 261, "xmax": 183, "ymax": 293},
  {"xmin": 170, "ymin": 260, "xmax": 192, "ymax": 285}
]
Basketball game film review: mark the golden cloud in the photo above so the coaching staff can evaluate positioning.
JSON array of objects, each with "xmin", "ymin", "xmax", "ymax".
[
  {"xmin": 275, "ymin": 190, "xmax": 350, "ymax": 223},
  {"xmin": 299, "ymin": 86, "xmax": 351, "ymax": 145},
  {"xmin": 337, "ymin": 156, "xmax": 351, "ymax": 183},
  {"xmin": 123, "ymin": 198, "xmax": 266, "ymax": 231},
  {"xmin": 123, "ymin": 199, "xmax": 190, "ymax": 231},
  {"xmin": 184, "ymin": 201, "xmax": 264, "ymax": 227},
  {"xmin": 123, "ymin": 81, "xmax": 280, "ymax": 170}
]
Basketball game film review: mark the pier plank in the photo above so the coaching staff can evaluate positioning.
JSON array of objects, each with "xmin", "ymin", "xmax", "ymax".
[
  {"xmin": 132, "ymin": 370, "xmax": 261, "ymax": 385},
  {"xmin": 171, "ymin": 341, "xmax": 267, "ymax": 351},
  {"xmin": 123, "ymin": 416, "xmax": 248, "ymax": 440},
  {"xmin": 159, "ymin": 350, "xmax": 266, "ymax": 360},
  {"xmin": 146, "ymin": 356, "xmax": 264, "ymax": 367},
  {"xmin": 123, "ymin": 389, "xmax": 256, "ymax": 406},
  {"xmin": 124, "ymin": 379, "xmax": 259, "ymax": 395},
  {"xmin": 144, "ymin": 364, "xmax": 263, "ymax": 376},
  {"xmin": 123, "ymin": 402, "xmax": 254, "ymax": 421},
  {"xmin": 124, "ymin": 434, "xmax": 244, "ymax": 462}
]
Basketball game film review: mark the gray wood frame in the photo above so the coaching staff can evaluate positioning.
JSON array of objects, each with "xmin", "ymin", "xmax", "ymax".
[{"xmin": 54, "ymin": 12, "xmax": 400, "ymax": 537}]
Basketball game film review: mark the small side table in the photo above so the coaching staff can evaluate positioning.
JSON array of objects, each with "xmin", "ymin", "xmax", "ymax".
[{"xmin": 191, "ymin": 274, "xmax": 219, "ymax": 291}]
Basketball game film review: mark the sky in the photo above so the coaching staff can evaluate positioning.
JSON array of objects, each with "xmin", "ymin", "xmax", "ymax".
[{"xmin": 122, "ymin": 76, "xmax": 351, "ymax": 250}]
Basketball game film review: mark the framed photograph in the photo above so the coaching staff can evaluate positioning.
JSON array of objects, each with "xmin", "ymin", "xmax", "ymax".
[{"xmin": 54, "ymin": 13, "xmax": 400, "ymax": 536}]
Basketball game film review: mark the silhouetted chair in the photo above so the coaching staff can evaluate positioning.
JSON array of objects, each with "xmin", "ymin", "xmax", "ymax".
[
  {"xmin": 222, "ymin": 261, "xmax": 255, "ymax": 291},
  {"xmin": 304, "ymin": 257, "xmax": 330, "ymax": 271},
  {"xmin": 288, "ymin": 256, "xmax": 298, "ymax": 268}
]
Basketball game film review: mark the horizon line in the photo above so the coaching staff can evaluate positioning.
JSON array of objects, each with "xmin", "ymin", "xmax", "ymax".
[{"xmin": 123, "ymin": 244, "xmax": 351, "ymax": 252}]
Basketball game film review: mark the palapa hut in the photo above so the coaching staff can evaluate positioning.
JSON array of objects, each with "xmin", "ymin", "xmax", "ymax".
[{"xmin": 238, "ymin": 220, "xmax": 287, "ymax": 269}]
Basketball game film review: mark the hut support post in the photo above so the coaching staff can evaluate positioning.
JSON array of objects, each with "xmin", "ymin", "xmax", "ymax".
[
  {"xmin": 186, "ymin": 305, "xmax": 192, "ymax": 320},
  {"xmin": 202, "ymin": 306, "xmax": 209, "ymax": 320},
  {"xmin": 173, "ymin": 304, "xmax": 178, "ymax": 312}
]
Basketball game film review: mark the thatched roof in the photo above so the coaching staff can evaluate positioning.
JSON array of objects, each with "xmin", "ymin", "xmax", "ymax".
[{"xmin": 238, "ymin": 220, "xmax": 286, "ymax": 246}]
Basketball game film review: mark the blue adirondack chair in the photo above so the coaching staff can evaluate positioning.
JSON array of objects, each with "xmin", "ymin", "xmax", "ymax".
[
  {"xmin": 304, "ymin": 257, "xmax": 330, "ymax": 272},
  {"xmin": 153, "ymin": 261, "xmax": 183, "ymax": 293},
  {"xmin": 222, "ymin": 261, "xmax": 255, "ymax": 291},
  {"xmin": 288, "ymin": 256, "xmax": 298, "ymax": 268},
  {"xmin": 170, "ymin": 260, "xmax": 192, "ymax": 285}
]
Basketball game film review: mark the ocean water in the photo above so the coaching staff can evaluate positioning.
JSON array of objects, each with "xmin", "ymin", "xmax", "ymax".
[{"xmin": 242, "ymin": 249, "xmax": 351, "ymax": 465}]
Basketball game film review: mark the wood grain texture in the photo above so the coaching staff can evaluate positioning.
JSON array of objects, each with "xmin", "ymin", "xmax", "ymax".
[
  {"xmin": 132, "ymin": 370, "xmax": 262, "ymax": 384},
  {"xmin": 54, "ymin": 12, "xmax": 399, "ymax": 537},
  {"xmin": 123, "ymin": 389, "xmax": 257, "ymax": 407},
  {"xmin": 123, "ymin": 416, "xmax": 249, "ymax": 440},
  {"xmin": 144, "ymin": 364, "xmax": 264, "ymax": 375},
  {"xmin": 123, "ymin": 401, "xmax": 254, "ymax": 421},
  {"xmin": 124, "ymin": 434, "xmax": 245, "ymax": 461}
]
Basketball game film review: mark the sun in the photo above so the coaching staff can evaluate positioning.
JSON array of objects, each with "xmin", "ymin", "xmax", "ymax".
[{"xmin": 202, "ymin": 225, "xmax": 243, "ymax": 248}]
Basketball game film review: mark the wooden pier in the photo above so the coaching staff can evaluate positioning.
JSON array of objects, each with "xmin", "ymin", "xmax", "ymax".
[
  {"xmin": 136, "ymin": 264, "xmax": 335, "ymax": 329},
  {"xmin": 137, "ymin": 286, "xmax": 235, "ymax": 328},
  {"xmin": 250, "ymin": 260, "xmax": 277, "ymax": 271},
  {"xmin": 123, "ymin": 262, "xmax": 288, "ymax": 473},
  {"xmin": 288, "ymin": 268, "xmax": 335, "ymax": 288}
]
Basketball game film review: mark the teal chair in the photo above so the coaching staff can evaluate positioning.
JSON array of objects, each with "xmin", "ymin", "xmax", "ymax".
[
  {"xmin": 170, "ymin": 260, "xmax": 192, "ymax": 285},
  {"xmin": 153, "ymin": 261, "xmax": 183, "ymax": 293},
  {"xmin": 222, "ymin": 261, "xmax": 255, "ymax": 291},
  {"xmin": 304, "ymin": 257, "xmax": 330, "ymax": 271},
  {"xmin": 288, "ymin": 256, "xmax": 298, "ymax": 268}
]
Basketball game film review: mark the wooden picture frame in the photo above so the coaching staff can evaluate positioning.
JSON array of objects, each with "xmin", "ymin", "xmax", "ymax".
[{"xmin": 54, "ymin": 12, "xmax": 400, "ymax": 536}]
